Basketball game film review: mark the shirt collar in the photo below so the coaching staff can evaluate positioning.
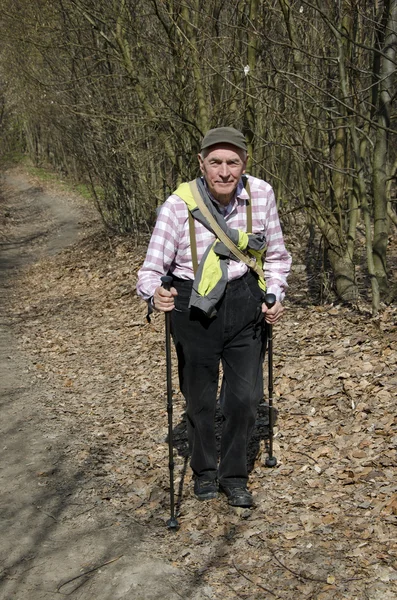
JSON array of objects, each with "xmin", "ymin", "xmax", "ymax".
[{"xmin": 236, "ymin": 177, "xmax": 249, "ymax": 202}]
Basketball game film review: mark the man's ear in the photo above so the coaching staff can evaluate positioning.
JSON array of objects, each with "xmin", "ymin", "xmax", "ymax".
[
  {"xmin": 242, "ymin": 154, "xmax": 249, "ymax": 174},
  {"xmin": 197, "ymin": 153, "xmax": 204, "ymax": 173}
]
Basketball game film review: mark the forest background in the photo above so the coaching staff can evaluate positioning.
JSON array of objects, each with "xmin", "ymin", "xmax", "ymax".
[{"xmin": 0, "ymin": 0, "xmax": 396, "ymax": 313}]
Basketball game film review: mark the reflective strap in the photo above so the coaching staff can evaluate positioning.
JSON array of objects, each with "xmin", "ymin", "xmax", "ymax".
[
  {"xmin": 187, "ymin": 177, "xmax": 254, "ymax": 278},
  {"xmin": 245, "ymin": 179, "xmax": 252, "ymax": 233},
  {"xmin": 188, "ymin": 211, "xmax": 199, "ymax": 275},
  {"xmin": 188, "ymin": 180, "xmax": 266, "ymax": 280}
]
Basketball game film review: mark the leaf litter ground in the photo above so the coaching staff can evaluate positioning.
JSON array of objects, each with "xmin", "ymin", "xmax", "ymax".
[{"xmin": 7, "ymin": 171, "xmax": 397, "ymax": 600}]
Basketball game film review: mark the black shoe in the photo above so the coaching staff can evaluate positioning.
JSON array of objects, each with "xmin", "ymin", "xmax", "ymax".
[
  {"xmin": 194, "ymin": 478, "xmax": 218, "ymax": 501},
  {"xmin": 220, "ymin": 484, "xmax": 253, "ymax": 507}
]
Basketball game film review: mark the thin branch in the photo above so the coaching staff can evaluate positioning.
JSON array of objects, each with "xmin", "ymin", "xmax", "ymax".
[
  {"xmin": 232, "ymin": 560, "xmax": 281, "ymax": 598},
  {"xmin": 56, "ymin": 555, "xmax": 123, "ymax": 592}
]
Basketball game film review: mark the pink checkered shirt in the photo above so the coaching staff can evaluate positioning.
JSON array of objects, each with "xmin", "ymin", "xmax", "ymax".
[{"xmin": 137, "ymin": 175, "xmax": 292, "ymax": 302}]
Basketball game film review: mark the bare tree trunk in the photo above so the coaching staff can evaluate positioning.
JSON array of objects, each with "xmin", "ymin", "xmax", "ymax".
[
  {"xmin": 278, "ymin": 0, "xmax": 358, "ymax": 302},
  {"xmin": 372, "ymin": 0, "xmax": 397, "ymax": 296},
  {"xmin": 180, "ymin": 1, "xmax": 209, "ymax": 134}
]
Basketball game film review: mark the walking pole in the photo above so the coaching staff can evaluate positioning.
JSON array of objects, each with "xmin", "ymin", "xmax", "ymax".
[
  {"xmin": 264, "ymin": 293, "xmax": 277, "ymax": 468},
  {"xmin": 160, "ymin": 276, "xmax": 179, "ymax": 530}
]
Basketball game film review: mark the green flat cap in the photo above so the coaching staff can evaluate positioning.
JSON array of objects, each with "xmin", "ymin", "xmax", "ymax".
[{"xmin": 201, "ymin": 127, "xmax": 247, "ymax": 151}]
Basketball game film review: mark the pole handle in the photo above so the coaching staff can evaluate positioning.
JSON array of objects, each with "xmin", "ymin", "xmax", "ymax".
[
  {"xmin": 264, "ymin": 293, "xmax": 276, "ymax": 309},
  {"xmin": 161, "ymin": 275, "xmax": 173, "ymax": 291}
]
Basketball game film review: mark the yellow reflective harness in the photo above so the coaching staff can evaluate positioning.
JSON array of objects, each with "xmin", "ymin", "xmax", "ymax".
[
  {"xmin": 173, "ymin": 178, "xmax": 267, "ymax": 316},
  {"xmin": 188, "ymin": 177, "xmax": 253, "ymax": 275}
]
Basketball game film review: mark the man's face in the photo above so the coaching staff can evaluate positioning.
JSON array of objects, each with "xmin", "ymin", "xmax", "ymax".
[{"xmin": 198, "ymin": 143, "xmax": 247, "ymax": 205}]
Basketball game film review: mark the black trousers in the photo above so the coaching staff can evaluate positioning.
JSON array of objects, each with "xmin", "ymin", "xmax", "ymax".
[{"xmin": 170, "ymin": 271, "xmax": 265, "ymax": 487}]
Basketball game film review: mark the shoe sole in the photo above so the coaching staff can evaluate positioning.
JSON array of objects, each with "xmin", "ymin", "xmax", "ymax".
[
  {"xmin": 195, "ymin": 491, "xmax": 218, "ymax": 501},
  {"xmin": 227, "ymin": 498, "xmax": 253, "ymax": 508}
]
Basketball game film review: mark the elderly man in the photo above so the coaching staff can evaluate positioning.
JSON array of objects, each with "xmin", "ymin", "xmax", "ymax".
[{"xmin": 137, "ymin": 127, "xmax": 291, "ymax": 507}]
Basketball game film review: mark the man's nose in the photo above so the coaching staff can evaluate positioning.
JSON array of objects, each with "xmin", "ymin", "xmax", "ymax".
[{"xmin": 219, "ymin": 162, "xmax": 230, "ymax": 178}]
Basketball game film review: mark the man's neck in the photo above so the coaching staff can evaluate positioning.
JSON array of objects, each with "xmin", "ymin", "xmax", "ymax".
[{"xmin": 216, "ymin": 193, "xmax": 235, "ymax": 206}]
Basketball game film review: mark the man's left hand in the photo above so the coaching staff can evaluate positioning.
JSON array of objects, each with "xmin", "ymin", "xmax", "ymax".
[{"xmin": 262, "ymin": 300, "xmax": 284, "ymax": 324}]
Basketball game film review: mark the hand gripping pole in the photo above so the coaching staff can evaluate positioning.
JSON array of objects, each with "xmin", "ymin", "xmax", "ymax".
[
  {"xmin": 161, "ymin": 276, "xmax": 179, "ymax": 530},
  {"xmin": 264, "ymin": 293, "xmax": 277, "ymax": 468}
]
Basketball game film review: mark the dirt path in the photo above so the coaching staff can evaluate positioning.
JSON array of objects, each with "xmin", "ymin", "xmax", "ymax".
[{"xmin": 0, "ymin": 170, "xmax": 200, "ymax": 600}]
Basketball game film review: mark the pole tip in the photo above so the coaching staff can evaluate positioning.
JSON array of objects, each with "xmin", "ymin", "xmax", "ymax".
[
  {"xmin": 166, "ymin": 517, "xmax": 180, "ymax": 531},
  {"xmin": 265, "ymin": 456, "xmax": 277, "ymax": 468}
]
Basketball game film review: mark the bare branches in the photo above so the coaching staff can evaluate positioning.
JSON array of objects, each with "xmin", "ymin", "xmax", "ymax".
[{"xmin": 0, "ymin": 0, "xmax": 396, "ymax": 307}]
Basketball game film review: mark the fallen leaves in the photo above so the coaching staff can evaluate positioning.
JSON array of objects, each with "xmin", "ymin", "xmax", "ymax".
[{"xmin": 7, "ymin": 219, "xmax": 397, "ymax": 600}]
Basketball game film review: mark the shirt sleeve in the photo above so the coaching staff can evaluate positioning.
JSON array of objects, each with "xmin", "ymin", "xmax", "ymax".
[
  {"xmin": 136, "ymin": 199, "xmax": 179, "ymax": 301},
  {"xmin": 262, "ymin": 187, "xmax": 292, "ymax": 302}
]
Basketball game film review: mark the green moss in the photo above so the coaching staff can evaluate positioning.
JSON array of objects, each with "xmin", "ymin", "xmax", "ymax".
[
  {"xmin": 31, "ymin": 167, "xmax": 105, "ymax": 203},
  {"xmin": 74, "ymin": 183, "xmax": 94, "ymax": 199},
  {"xmin": 26, "ymin": 165, "xmax": 60, "ymax": 183}
]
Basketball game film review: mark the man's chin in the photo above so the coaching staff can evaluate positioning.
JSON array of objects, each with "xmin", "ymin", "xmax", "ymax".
[{"xmin": 213, "ymin": 184, "xmax": 236, "ymax": 198}]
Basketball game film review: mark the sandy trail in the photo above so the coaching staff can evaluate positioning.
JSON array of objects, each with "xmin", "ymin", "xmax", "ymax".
[{"xmin": 0, "ymin": 169, "xmax": 197, "ymax": 600}]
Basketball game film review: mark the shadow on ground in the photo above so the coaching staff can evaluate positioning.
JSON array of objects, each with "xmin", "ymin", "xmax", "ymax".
[{"xmin": 0, "ymin": 169, "xmax": 212, "ymax": 600}]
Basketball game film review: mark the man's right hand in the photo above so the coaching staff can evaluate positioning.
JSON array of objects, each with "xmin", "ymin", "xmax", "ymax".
[{"xmin": 153, "ymin": 286, "xmax": 178, "ymax": 312}]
